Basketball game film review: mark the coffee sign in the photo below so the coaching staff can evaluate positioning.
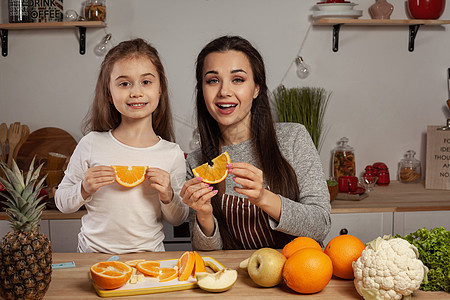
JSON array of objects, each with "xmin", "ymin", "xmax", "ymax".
[
  {"xmin": 30, "ymin": 0, "xmax": 63, "ymax": 23},
  {"xmin": 425, "ymin": 125, "xmax": 450, "ymax": 190}
]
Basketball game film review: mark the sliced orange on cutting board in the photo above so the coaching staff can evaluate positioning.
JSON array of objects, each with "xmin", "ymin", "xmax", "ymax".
[
  {"xmin": 192, "ymin": 152, "xmax": 230, "ymax": 184},
  {"xmin": 194, "ymin": 251, "xmax": 206, "ymax": 273},
  {"xmin": 177, "ymin": 251, "xmax": 196, "ymax": 281},
  {"xmin": 136, "ymin": 260, "xmax": 161, "ymax": 277},
  {"xmin": 159, "ymin": 267, "xmax": 179, "ymax": 282},
  {"xmin": 90, "ymin": 261, "xmax": 133, "ymax": 290},
  {"xmin": 124, "ymin": 259, "xmax": 146, "ymax": 267},
  {"xmin": 112, "ymin": 165, "xmax": 147, "ymax": 187}
]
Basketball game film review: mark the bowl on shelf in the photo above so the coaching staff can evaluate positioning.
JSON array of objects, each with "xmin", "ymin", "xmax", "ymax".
[
  {"xmin": 407, "ymin": 0, "xmax": 445, "ymax": 19},
  {"xmin": 316, "ymin": 2, "xmax": 358, "ymax": 11}
]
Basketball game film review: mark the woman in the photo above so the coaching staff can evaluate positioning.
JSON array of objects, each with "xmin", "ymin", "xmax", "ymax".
[{"xmin": 180, "ymin": 35, "xmax": 330, "ymax": 250}]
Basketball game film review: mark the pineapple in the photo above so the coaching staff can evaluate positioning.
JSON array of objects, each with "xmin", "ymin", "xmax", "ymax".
[{"xmin": 0, "ymin": 159, "xmax": 52, "ymax": 300}]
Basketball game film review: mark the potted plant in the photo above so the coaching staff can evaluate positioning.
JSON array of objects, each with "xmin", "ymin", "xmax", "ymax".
[
  {"xmin": 273, "ymin": 86, "xmax": 334, "ymax": 199},
  {"xmin": 273, "ymin": 86, "xmax": 331, "ymax": 152}
]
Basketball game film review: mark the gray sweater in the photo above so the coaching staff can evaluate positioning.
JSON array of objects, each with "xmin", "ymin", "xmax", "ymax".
[{"xmin": 186, "ymin": 122, "xmax": 331, "ymax": 250}]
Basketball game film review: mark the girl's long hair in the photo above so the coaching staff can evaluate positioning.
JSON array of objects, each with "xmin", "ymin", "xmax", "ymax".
[
  {"xmin": 195, "ymin": 35, "xmax": 300, "ymax": 202},
  {"xmin": 82, "ymin": 38, "xmax": 175, "ymax": 142}
]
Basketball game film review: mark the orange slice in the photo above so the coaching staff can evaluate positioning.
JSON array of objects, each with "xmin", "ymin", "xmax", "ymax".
[
  {"xmin": 112, "ymin": 165, "xmax": 147, "ymax": 187},
  {"xmin": 124, "ymin": 259, "xmax": 146, "ymax": 267},
  {"xmin": 177, "ymin": 251, "xmax": 196, "ymax": 281},
  {"xmin": 136, "ymin": 260, "xmax": 160, "ymax": 277},
  {"xmin": 192, "ymin": 152, "xmax": 230, "ymax": 184},
  {"xmin": 158, "ymin": 267, "xmax": 179, "ymax": 282},
  {"xmin": 194, "ymin": 251, "xmax": 206, "ymax": 273},
  {"xmin": 90, "ymin": 261, "xmax": 133, "ymax": 290}
]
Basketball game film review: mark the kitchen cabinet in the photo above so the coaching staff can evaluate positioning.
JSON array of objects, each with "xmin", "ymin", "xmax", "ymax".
[
  {"xmin": 393, "ymin": 211, "xmax": 450, "ymax": 236},
  {"xmin": 0, "ymin": 21, "xmax": 106, "ymax": 56},
  {"xmin": 49, "ymin": 219, "xmax": 81, "ymax": 252},
  {"xmin": 312, "ymin": 19, "xmax": 450, "ymax": 52},
  {"xmin": 324, "ymin": 212, "xmax": 393, "ymax": 245},
  {"xmin": 0, "ymin": 220, "xmax": 50, "ymax": 238}
]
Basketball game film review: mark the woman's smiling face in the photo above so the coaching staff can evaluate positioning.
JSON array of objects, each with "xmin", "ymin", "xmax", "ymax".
[{"xmin": 202, "ymin": 50, "xmax": 259, "ymax": 133}]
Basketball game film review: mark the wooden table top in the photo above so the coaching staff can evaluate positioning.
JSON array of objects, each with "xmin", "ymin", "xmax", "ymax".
[{"xmin": 47, "ymin": 250, "xmax": 449, "ymax": 299}]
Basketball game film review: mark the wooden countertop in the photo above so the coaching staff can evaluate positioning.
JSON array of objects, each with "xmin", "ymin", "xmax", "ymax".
[
  {"xmin": 331, "ymin": 181, "xmax": 450, "ymax": 214},
  {"xmin": 1, "ymin": 181, "xmax": 449, "ymax": 220},
  {"xmin": 47, "ymin": 250, "xmax": 449, "ymax": 299}
]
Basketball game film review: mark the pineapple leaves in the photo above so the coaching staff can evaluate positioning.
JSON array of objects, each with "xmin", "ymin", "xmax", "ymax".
[
  {"xmin": 0, "ymin": 161, "xmax": 25, "ymax": 194},
  {"xmin": 25, "ymin": 156, "xmax": 37, "ymax": 185},
  {"xmin": 0, "ymin": 157, "xmax": 47, "ymax": 233}
]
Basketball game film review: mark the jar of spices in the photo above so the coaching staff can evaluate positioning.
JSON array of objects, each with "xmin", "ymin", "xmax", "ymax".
[
  {"xmin": 84, "ymin": 0, "xmax": 106, "ymax": 21},
  {"xmin": 398, "ymin": 150, "xmax": 421, "ymax": 183},
  {"xmin": 332, "ymin": 137, "xmax": 356, "ymax": 178}
]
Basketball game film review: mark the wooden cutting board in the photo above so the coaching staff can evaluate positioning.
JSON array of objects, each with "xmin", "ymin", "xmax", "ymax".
[{"xmin": 16, "ymin": 127, "xmax": 77, "ymax": 170}]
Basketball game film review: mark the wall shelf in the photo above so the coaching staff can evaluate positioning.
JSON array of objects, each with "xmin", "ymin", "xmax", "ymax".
[
  {"xmin": 0, "ymin": 21, "xmax": 106, "ymax": 57},
  {"xmin": 312, "ymin": 19, "xmax": 450, "ymax": 52}
]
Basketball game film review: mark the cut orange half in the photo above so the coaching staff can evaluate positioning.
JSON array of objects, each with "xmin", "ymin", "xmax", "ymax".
[
  {"xmin": 112, "ymin": 165, "xmax": 147, "ymax": 187},
  {"xmin": 192, "ymin": 152, "xmax": 230, "ymax": 184},
  {"xmin": 158, "ymin": 267, "xmax": 179, "ymax": 282},
  {"xmin": 90, "ymin": 261, "xmax": 133, "ymax": 290},
  {"xmin": 177, "ymin": 251, "xmax": 196, "ymax": 281},
  {"xmin": 136, "ymin": 260, "xmax": 160, "ymax": 277},
  {"xmin": 194, "ymin": 251, "xmax": 206, "ymax": 273}
]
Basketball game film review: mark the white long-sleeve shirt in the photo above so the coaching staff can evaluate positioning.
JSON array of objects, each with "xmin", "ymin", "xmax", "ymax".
[{"xmin": 55, "ymin": 131, "xmax": 189, "ymax": 254}]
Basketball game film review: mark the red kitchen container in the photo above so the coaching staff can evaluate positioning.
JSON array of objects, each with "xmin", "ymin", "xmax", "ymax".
[{"xmin": 408, "ymin": 0, "xmax": 445, "ymax": 19}]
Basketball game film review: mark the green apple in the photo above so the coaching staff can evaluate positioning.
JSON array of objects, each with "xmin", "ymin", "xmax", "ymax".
[
  {"xmin": 196, "ymin": 269, "xmax": 238, "ymax": 292},
  {"xmin": 247, "ymin": 248, "xmax": 287, "ymax": 287}
]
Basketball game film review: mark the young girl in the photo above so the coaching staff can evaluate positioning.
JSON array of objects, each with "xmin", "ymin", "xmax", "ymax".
[
  {"xmin": 55, "ymin": 38, "xmax": 189, "ymax": 254},
  {"xmin": 181, "ymin": 35, "xmax": 331, "ymax": 250}
]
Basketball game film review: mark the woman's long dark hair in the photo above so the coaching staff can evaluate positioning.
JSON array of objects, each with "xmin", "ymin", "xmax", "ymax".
[
  {"xmin": 195, "ymin": 35, "xmax": 300, "ymax": 202},
  {"xmin": 82, "ymin": 38, "xmax": 175, "ymax": 142}
]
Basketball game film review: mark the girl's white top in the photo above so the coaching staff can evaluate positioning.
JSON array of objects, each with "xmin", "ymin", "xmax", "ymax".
[{"xmin": 55, "ymin": 131, "xmax": 189, "ymax": 254}]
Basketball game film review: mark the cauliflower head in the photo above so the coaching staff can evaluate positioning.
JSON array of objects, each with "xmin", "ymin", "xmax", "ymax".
[{"xmin": 353, "ymin": 235, "xmax": 429, "ymax": 300}]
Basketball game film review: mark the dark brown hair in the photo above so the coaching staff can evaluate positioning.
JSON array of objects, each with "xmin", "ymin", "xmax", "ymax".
[
  {"xmin": 195, "ymin": 35, "xmax": 300, "ymax": 202},
  {"xmin": 82, "ymin": 38, "xmax": 175, "ymax": 141}
]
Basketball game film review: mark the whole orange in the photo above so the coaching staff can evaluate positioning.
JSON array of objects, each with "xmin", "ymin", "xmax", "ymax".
[
  {"xmin": 282, "ymin": 236, "xmax": 322, "ymax": 259},
  {"xmin": 282, "ymin": 248, "xmax": 333, "ymax": 294},
  {"xmin": 324, "ymin": 234, "xmax": 365, "ymax": 279}
]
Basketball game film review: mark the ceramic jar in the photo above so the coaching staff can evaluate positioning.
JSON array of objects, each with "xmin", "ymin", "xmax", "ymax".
[
  {"xmin": 408, "ymin": 0, "xmax": 445, "ymax": 19},
  {"xmin": 369, "ymin": 0, "xmax": 394, "ymax": 19}
]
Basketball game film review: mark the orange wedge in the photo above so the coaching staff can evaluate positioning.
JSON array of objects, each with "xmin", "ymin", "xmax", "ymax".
[
  {"xmin": 158, "ymin": 267, "xmax": 179, "ymax": 282},
  {"xmin": 194, "ymin": 251, "xmax": 206, "ymax": 273},
  {"xmin": 192, "ymin": 152, "xmax": 230, "ymax": 184},
  {"xmin": 177, "ymin": 251, "xmax": 196, "ymax": 281},
  {"xmin": 136, "ymin": 260, "xmax": 160, "ymax": 277},
  {"xmin": 112, "ymin": 165, "xmax": 147, "ymax": 187},
  {"xmin": 90, "ymin": 261, "xmax": 133, "ymax": 290},
  {"xmin": 124, "ymin": 259, "xmax": 146, "ymax": 267}
]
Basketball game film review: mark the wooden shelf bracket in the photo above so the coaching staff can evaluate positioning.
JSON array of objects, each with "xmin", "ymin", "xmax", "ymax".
[
  {"xmin": 1, "ymin": 29, "xmax": 8, "ymax": 57},
  {"xmin": 408, "ymin": 24, "xmax": 421, "ymax": 52}
]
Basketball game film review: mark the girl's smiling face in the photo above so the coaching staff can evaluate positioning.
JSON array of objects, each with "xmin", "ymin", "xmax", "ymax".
[
  {"xmin": 109, "ymin": 56, "xmax": 161, "ymax": 122},
  {"xmin": 202, "ymin": 50, "xmax": 260, "ymax": 135}
]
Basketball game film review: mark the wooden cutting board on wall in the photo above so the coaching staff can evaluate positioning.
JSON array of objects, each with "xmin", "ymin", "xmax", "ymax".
[{"xmin": 16, "ymin": 127, "xmax": 77, "ymax": 170}]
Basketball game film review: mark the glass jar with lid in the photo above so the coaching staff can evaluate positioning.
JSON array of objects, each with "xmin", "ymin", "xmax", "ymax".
[
  {"xmin": 84, "ymin": 0, "xmax": 106, "ymax": 21},
  {"xmin": 332, "ymin": 137, "xmax": 356, "ymax": 178},
  {"xmin": 398, "ymin": 150, "xmax": 421, "ymax": 183}
]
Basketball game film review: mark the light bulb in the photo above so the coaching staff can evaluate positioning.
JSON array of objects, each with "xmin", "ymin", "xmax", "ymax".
[
  {"xmin": 296, "ymin": 56, "xmax": 311, "ymax": 79},
  {"xmin": 64, "ymin": 9, "xmax": 79, "ymax": 21},
  {"xmin": 94, "ymin": 34, "xmax": 112, "ymax": 56}
]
